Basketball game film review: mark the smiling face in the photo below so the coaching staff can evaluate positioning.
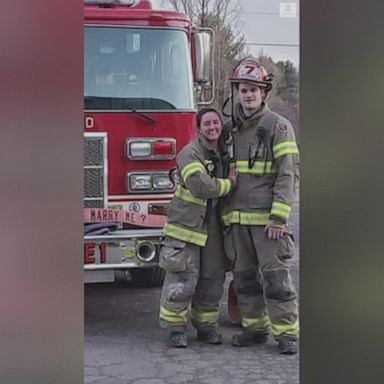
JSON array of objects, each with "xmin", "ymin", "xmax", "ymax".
[
  {"xmin": 198, "ymin": 111, "xmax": 223, "ymax": 143},
  {"xmin": 238, "ymin": 82, "xmax": 265, "ymax": 115}
]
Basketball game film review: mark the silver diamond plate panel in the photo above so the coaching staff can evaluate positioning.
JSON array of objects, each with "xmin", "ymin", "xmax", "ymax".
[{"xmin": 84, "ymin": 135, "xmax": 106, "ymax": 208}]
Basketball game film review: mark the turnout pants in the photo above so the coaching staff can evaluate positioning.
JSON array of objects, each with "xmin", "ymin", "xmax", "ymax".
[
  {"xmin": 228, "ymin": 224, "xmax": 299, "ymax": 339},
  {"xmin": 159, "ymin": 209, "xmax": 227, "ymax": 332}
]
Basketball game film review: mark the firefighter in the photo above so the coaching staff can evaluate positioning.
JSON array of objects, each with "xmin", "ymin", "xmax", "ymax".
[
  {"xmin": 221, "ymin": 58, "xmax": 300, "ymax": 354},
  {"xmin": 159, "ymin": 108, "xmax": 238, "ymax": 348}
]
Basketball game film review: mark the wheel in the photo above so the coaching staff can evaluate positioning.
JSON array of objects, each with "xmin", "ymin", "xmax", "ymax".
[
  {"xmin": 130, "ymin": 266, "xmax": 165, "ymax": 287},
  {"xmin": 228, "ymin": 280, "xmax": 241, "ymax": 325}
]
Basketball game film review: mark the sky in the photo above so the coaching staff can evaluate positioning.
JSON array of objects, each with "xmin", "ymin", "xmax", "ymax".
[{"xmin": 151, "ymin": 0, "xmax": 300, "ymax": 68}]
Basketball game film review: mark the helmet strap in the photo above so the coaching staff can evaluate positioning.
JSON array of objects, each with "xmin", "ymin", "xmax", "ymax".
[
  {"xmin": 221, "ymin": 96, "xmax": 231, "ymax": 117},
  {"xmin": 231, "ymin": 83, "xmax": 235, "ymax": 129}
]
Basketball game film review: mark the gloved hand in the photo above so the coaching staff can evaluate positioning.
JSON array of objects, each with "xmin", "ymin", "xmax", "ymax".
[
  {"xmin": 169, "ymin": 167, "xmax": 180, "ymax": 187},
  {"xmin": 228, "ymin": 168, "xmax": 239, "ymax": 185},
  {"xmin": 264, "ymin": 220, "xmax": 288, "ymax": 240}
]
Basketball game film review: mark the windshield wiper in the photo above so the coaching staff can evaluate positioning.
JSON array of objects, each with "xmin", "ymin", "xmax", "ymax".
[
  {"xmin": 84, "ymin": 96, "xmax": 157, "ymax": 124},
  {"xmin": 126, "ymin": 107, "xmax": 157, "ymax": 124}
]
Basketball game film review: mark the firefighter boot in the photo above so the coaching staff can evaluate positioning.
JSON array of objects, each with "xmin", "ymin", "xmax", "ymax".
[
  {"xmin": 231, "ymin": 329, "xmax": 269, "ymax": 347},
  {"xmin": 170, "ymin": 331, "xmax": 187, "ymax": 348},
  {"xmin": 277, "ymin": 336, "xmax": 298, "ymax": 355},
  {"xmin": 197, "ymin": 329, "xmax": 223, "ymax": 345}
]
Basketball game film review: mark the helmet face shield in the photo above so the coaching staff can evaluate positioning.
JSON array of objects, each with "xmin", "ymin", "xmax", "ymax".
[{"xmin": 230, "ymin": 58, "xmax": 272, "ymax": 91}]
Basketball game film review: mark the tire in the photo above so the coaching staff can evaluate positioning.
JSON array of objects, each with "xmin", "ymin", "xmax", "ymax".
[{"xmin": 130, "ymin": 266, "xmax": 165, "ymax": 287}]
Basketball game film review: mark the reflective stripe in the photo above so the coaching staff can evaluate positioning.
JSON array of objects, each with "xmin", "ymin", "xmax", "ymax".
[
  {"xmin": 163, "ymin": 223, "xmax": 208, "ymax": 247},
  {"xmin": 190, "ymin": 307, "xmax": 219, "ymax": 325},
  {"xmin": 230, "ymin": 160, "xmax": 278, "ymax": 174},
  {"xmin": 271, "ymin": 320, "xmax": 299, "ymax": 337},
  {"xmin": 218, "ymin": 178, "xmax": 232, "ymax": 196},
  {"xmin": 181, "ymin": 162, "xmax": 207, "ymax": 183},
  {"xmin": 221, "ymin": 211, "xmax": 270, "ymax": 226},
  {"xmin": 242, "ymin": 315, "xmax": 271, "ymax": 331},
  {"xmin": 174, "ymin": 186, "xmax": 207, "ymax": 207},
  {"xmin": 159, "ymin": 306, "xmax": 188, "ymax": 324},
  {"xmin": 273, "ymin": 141, "xmax": 299, "ymax": 159},
  {"xmin": 270, "ymin": 201, "xmax": 291, "ymax": 220},
  {"xmin": 222, "ymin": 211, "xmax": 240, "ymax": 226}
]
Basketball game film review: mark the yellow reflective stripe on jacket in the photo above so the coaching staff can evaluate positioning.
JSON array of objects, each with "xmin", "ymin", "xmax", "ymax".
[
  {"xmin": 273, "ymin": 141, "xmax": 299, "ymax": 159},
  {"xmin": 271, "ymin": 320, "xmax": 299, "ymax": 337},
  {"xmin": 159, "ymin": 306, "xmax": 188, "ymax": 324},
  {"xmin": 163, "ymin": 223, "xmax": 208, "ymax": 247},
  {"xmin": 218, "ymin": 178, "xmax": 232, "ymax": 196},
  {"xmin": 229, "ymin": 160, "xmax": 278, "ymax": 174},
  {"xmin": 222, "ymin": 211, "xmax": 240, "ymax": 226},
  {"xmin": 174, "ymin": 186, "xmax": 207, "ymax": 207},
  {"xmin": 221, "ymin": 211, "xmax": 270, "ymax": 226},
  {"xmin": 190, "ymin": 307, "xmax": 219, "ymax": 325},
  {"xmin": 270, "ymin": 201, "xmax": 291, "ymax": 220},
  {"xmin": 242, "ymin": 314, "xmax": 271, "ymax": 331},
  {"xmin": 180, "ymin": 161, "xmax": 207, "ymax": 183}
]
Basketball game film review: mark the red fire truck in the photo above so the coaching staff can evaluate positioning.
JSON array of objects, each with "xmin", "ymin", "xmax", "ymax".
[{"xmin": 83, "ymin": 0, "xmax": 214, "ymax": 284}]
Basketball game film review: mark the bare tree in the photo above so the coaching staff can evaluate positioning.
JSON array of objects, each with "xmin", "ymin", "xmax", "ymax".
[
  {"xmin": 163, "ymin": 0, "xmax": 247, "ymax": 111},
  {"xmin": 162, "ymin": 0, "xmax": 198, "ymax": 21},
  {"xmin": 259, "ymin": 56, "xmax": 300, "ymax": 140},
  {"xmin": 162, "ymin": 1, "xmax": 299, "ymax": 138}
]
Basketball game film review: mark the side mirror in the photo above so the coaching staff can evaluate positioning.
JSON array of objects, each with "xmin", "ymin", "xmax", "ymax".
[{"xmin": 193, "ymin": 28, "xmax": 214, "ymax": 105}]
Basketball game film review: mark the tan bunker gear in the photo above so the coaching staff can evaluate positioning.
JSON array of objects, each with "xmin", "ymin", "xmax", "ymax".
[
  {"xmin": 159, "ymin": 135, "xmax": 233, "ymax": 332},
  {"xmin": 221, "ymin": 102, "xmax": 300, "ymax": 340}
]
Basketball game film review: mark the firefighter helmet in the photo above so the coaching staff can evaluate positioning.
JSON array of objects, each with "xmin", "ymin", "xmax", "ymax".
[{"xmin": 230, "ymin": 58, "xmax": 273, "ymax": 91}]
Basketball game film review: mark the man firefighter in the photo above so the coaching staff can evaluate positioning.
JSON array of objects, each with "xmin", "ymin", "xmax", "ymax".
[
  {"xmin": 159, "ymin": 108, "xmax": 238, "ymax": 348},
  {"xmin": 221, "ymin": 58, "xmax": 300, "ymax": 354}
]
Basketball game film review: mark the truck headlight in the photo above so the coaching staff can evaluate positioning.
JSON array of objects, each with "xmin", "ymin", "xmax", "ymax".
[
  {"xmin": 153, "ymin": 173, "xmax": 174, "ymax": 190},
  {"xmin": 126, "ymin": 138, "xmax": 176, "ymax": 160},
  {"xmin": 129, "ymin": 174, "xmax": 152, "ymax": 190},
  {"xmin": 127, "ymin": 141, "xmax": 152, "ymax": 158},
  {"xmin": 127, "ymin": 172, "xmax": 175, "ymax": 193}
]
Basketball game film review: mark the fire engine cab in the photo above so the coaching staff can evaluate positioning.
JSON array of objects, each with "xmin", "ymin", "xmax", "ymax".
[{"xmin": 83, "ymin": 0, "xmax": 214, "ymax": 284}]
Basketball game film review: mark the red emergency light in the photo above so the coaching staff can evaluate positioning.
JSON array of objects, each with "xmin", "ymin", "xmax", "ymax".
[
  {"xmin": 153, "ymin": 141, "xmax": 174, "ymax": 157},
  {"xmin": 126, "ymin": 138, "xmax": 176, "ymax": 160}
]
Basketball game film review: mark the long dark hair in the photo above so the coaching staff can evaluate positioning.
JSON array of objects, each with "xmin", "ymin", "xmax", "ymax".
[{"xmin": 196, "ymin": 108, "xmax": 224, "ymax": 129}]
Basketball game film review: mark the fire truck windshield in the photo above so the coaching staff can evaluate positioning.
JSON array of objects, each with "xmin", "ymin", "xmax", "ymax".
[{"xmin": 84, "ymin": 26, "xmax": 195, "ymax": 111}]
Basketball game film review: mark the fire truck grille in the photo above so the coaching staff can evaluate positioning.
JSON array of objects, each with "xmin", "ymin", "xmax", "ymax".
[
  {"xmin": 85, "ymin": 138, "xmax": 104, "ymax": 166},
  {"xmin": 84, "ymin": 200, "xmax": 105, "ymax": 209},
  {"xmin": 84, "ymin": 169, "xmax": 104, "ymax": 197},
  {"xmin": 84, "ymin": 134, "xmax": 107, "ymax": 208}
]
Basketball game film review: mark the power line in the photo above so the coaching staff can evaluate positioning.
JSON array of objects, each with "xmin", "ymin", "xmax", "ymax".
[
  {"xmin": 239, "ymin": 11, "xmax": 300, "ymax": 16},
  {"xmin": 246, "ymin": 42, "xmax": 299, "ymax": 47},
  {"xmin": 239, "ymin": 11, "xmax": 278, "ymax": 16}
]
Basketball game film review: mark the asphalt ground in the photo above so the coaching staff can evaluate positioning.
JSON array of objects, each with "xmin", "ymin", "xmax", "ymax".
[{"xmin": 85, "ymin": 196, "xmax": 299, "ymax": 384}]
